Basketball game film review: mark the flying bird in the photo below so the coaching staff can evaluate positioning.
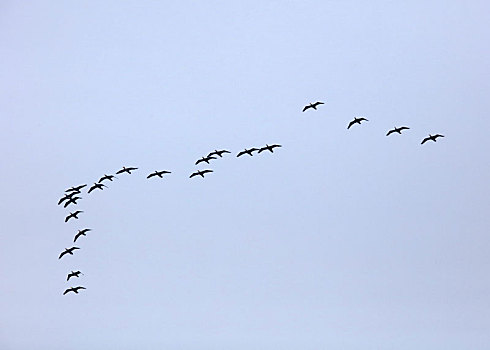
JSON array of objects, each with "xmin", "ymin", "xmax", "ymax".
[
  {"xmin": 147, "ymin": 170, "xmax": 172, "ymax": 179},
  {"xmin": 58, "ymin": 247, "xmax": 80, "ymax": 259},
  {"xmin": 98, "ymin": 174, "xmax": 116, "ymax": 182},
  {"xmin": 67, "ymin": 270, "xmax": 83, "ymax": 281},
  {"xmin": 63, "ymin": 286, "xmax": 86, "ymax": 295},
  {"xmin": 65, "ymin": 184, "xmax": 87, "ymax": 193},
  {"xmin": 237, "ymin": 148, "xmax": 259, "ymax": 157},
  {"xmin": 74, "ymin": 228, "xmax": 91, "ymax": 242},
  {"xmin": 386, "ymin": 126, "xmax": 410, "ymax": 136},
  {"xmin": 58, "ymin": 191, "xmax": 80, "ymax": 205},
  {"xmin": 195, "ymin": 155, "xmax": 216, "ymax": 165},
  {"xmin": 190, "ymin": 169, "xmax": 213, "ymax": 178},
  {"xmin": 258, "ymin": 144, "xmax": 282, "ymax": 153},
  {"xmin": 65, "ymin": 211, "xmax": 83, "ymax": 222},
  {"xmin": 302, "ymin": 101, "xmax": 324, "ymax": 112},
  {"xmin": 63, "ymin": 196, "xmax": 81, "ymax": 208},
  {"xmin": 116, "ymin": 166, "xmax": 138, "ymax": 174},
  {"xmin": 347, "ymin": 117, "xmax": 368, "ymax": 129},
  {"xmin": 207, "ymin": 149, "xmax": 231, "ymax": 158},
  {"xmin": 88, "ymin": 183, "xmax": 106, "ymax": 193},
  {"xmin": 421, "ymin": 134, "xmax": 445, "ymax": 144}
]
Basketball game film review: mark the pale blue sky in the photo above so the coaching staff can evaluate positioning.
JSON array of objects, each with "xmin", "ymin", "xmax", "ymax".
[{"xmin": 1, "ymin": 1, "xmax": 489, "ymax": 349}]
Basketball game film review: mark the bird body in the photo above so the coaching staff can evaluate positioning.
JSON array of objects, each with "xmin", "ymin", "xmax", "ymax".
[
  {"xmin": 386, "ymin": 126, "xmax": 410, "ymax": 136},
  {"xmin": 58, "ymin": 247, "xmax": 80, "ymax": 259},
  {"xmin": 99, "ymin": 174, "xmax": 116, "ymax": 182},
  {"xmin": 65, "ymin": 184, "xmax": 86, "ymax": 193},
  {"xmin": 237, "ymin": 148, "xmax": 259, "ymax": 157},
  {"xmin": 195, "ymin": 156, "xmax": 217, "ymax": 165},
  {"xmin": 258, "ymin": 144, "xmax": 282, "ymax": 153},
  {"xmin": 63, "ymin": 286, "xmax": 86, "ymax": 295},
  {"xmin": 347, "ymin": 117, "xmax": 368, "ymax": 129},
  {"xmin": 302, "ymin": 101, "xmax": 324, "ymax": 112},
  {"xmin": 207, "ymin": 149, "xmax": 230, "ymax": 158},
  {"xmin": 88, "ymin": 183, "xmax": 106, "ymax": 193},
  {"xmin": 67, "ymin": 270, "xmax": 82, "ymax": 281},
  {"xmin": 58, "ymin": 191, "xmax": 80, "ymax": 205},
  {"xmin": 65, "ymin": 211, "xmax": 83, "ymax": 222},
  {"xmin": 190, "ymin": 169, "xmax": 213, "ymax": 178},
  {"xmin": 74, "ymin": 229, "xmax": 91, "ymax": 242},
  {"xmin": 116, "ymin": 167, "xmax": 138, "ymax": 174},
  {"xmin": 63, "ymin": 196, "xmax": 81, "ymax": 208},
  {"xmin": 421, "ymin": 134, "xmax": 445, "ymax": 144},
  {"xmin": 147, "ymin": 170, "xmax": 171, "ymax": 179}
]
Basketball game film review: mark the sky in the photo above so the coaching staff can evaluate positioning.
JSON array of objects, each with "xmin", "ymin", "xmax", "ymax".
[{"xmin": 1, "ymin": 1, "xmax": 490, "ymax": 349}]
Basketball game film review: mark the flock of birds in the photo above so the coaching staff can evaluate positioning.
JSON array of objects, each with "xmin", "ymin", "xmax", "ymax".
[{"xmin": 57, "ymin": 101, "xmax": 444, "ymax": 296}]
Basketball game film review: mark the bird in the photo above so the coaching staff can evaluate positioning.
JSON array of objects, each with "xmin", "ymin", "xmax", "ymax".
[
  {"xmin": 58, "ymin": 191, "xmax": 80, "ymax": 205},
  {"xmin": 421, "ymin": 134, "xmax": 445, "ymax": 144},
  {"xmin": 63, "ymin": 196, "xmax": 81, "ymax": 208},
  {"xmin": 347, "ymin": 117, "xmax": 368, "ymax": 129},
  {"xmin": 258, "ymin": 144, "xmax": 282, "ymax": 153},
  {"xmin": 190, "ymin": 169, "xmax": 213, "ymax": 178},
  {"xmin": 67, "ymin": 270, "xmax": 83, "ymax": 281},
  {"xmin": 116, "ymin": 166, "xmax": 138, "ymax": 174},
  {"xmin": 195, "ymin": 155, "xmax": 216, "ymax": 165},
  {"xmin": 98, "ymin": 174, "xmax": 116, "ymax": 182},
  {"xmin": 58, "ymin": 247, "xmax": 80, "ymax": 259},
  {"xmin": 147, "ymin": 170, "xmax": 172, "ymax": 179},
  {"xmin": 73, "ymin": 229, "xmax": 91, "ymax": 242},
  {"xmin": 88, "ymin": 183, "xmax": 106, "ymax": 193},
  {"xmin": 207, "ymin": 149, "xmax": 231, "ymax": 158},
  {"xmin": 386, "ymin": 126, "xmax": 410, "ymax": 136},
  {"xmin": 237, "ymin": 148, "xmax": 259, "ymax": 157},
  {"xmin": 65, "ymin": 184, "xmax": 87, "ymax": 193},
  {"xmin": 302, "ymin": 101, "xmax": 324, "ymax": 112},
  {"xmin": 63, "ymin": 286, "xmax": 86, "ymax": 295},
  {"xmin": 65, "ymin": 211, "xmax": 83, "ymax": 222}
]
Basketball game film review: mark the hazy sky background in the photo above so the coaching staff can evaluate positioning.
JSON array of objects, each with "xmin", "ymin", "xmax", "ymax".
[{"xmin": 1, "ymin": 1, "xmax": 489, "ymax": 349}]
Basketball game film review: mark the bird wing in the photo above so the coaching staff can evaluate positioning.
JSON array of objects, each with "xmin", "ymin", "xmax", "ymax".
[
  {"xmin": 313, "ymin": 101, "xmax": 324, "ymax": 107},
  {"xmin": 59, "ymin": 251, "xmax": 67, "ymax": 259},
  {"xmin": 386, "ymin": 129, "xmax": 394, "ymax": 136},
  {"xmin": 435, "ymin": 134, "xmax": 444, "ymax": 138},
  {"xmin": 63, "ymin": 288, "xmax": 71, "ymax": 295},
  {"xmin": 189, "ymin": 172, "xmax": 197, "ymax": 178},
  {"xmin": 116, "ymin": 169, "xmax": 124, "ymax": 174},
  {"xmin": 73, "ymin": 233, "xmax": 81, "ymax": 242},
  {"xmin": 302, "ymin": 105, "xmax": 310, "ymax": 112},
  {"xmin": 147, "ymin": 173, "xmax": 155, "ymax": 179},
  {"xmin": 64, "ymin": 215, "xmax": 71, "ymax": 222},
  {"xmin": 88, "ymin": 186, "xmax": 95, "ymax": 193},
  {"xmin": 203, "ymin": 170, "xmax": 213, "ymax": 174},
  {"xmin": 347, "ymin": 120, "xmax": 355, "ymax": 129},
  {"xmin": 421, "ymin": 137, "xmax": 429, "ymax": 144},
  {"xmin": 400, "ymin": 127, "xmax": 410, "ymax": 131},
  {"xmin": 359, "ymin": 118, "xmax": 368, "ymax": 122},
  {"xmin": 195, "ymin": 159, "xmax": 203, "ymax": 165},
  {"xmin": 258, "ymin": 147, "xmax": 265, "ymax": 153},
  {"xmin": 237, "ymin": 151, "xmax": 245, "ymax": 157}
]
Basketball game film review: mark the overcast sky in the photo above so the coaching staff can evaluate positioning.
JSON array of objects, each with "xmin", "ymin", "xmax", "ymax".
[{"xmin": 1, "ymin": 1, "xmax": 489, "ymax": 349}]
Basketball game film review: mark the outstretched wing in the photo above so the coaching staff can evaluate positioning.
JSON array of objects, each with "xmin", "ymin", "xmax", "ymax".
[
  {"xmin": 386, "ymin": 129, "xmax": 394, "ymax": 136},
  {"xmin": 237, "ymin": 150, "xmax": 245, "ymax": 157},
  {"xmin": 399, "ymin": 126, "xmax": 410, "ymax": 131},
  {"xmin": 189, "ymin": 172, "xmax": 198, "ymax": 178},
  {"xmin": 421, "ymin": 137, "xmax": 429, "ymax": 144},
  {"xmin": 347, "ymin": 120, "xmax": 355, "ymax": 129},
  {"xmin": 147, "ymin": 173, "xmax": 156, "ymax": 179}
]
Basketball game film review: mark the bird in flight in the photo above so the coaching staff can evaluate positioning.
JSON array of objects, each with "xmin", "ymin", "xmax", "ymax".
[
  {"xmin": 58, "ymin": 191, "xmax": 80, "ymax": 206},
  {"xmin": 63, "ymin": 286, "xmax": 86, "ymax": 295},
  {"xmin": 386, "ymin": 126, "xmax": 410, "ymax": 136},
  {"xmin": 302, "ymin": 101, "xmax": 324, "ymax": 112},
  {"xmin": 258, "ymin": 144, "xmax": 282, "ymax": 153},
  {"xmin": 347, "ymin": 117, "xmax": 368, "ymax": 129},
  {"xmin": 147, "ymin": 170, "xmax": 172, "ymax": 179},
  {"xmin": 207, "ymin": 149, "xmax": 231, "ymax": 158},
  {"xmin": 88, "ymin": 183, "xmax": 107, "ymax": 193},
  {"xmin": 63, "ymin": 196, "xmax": 81, "ymax": 208},
  {"xmin": 65, "ymin": 211, "xmax": 83, "ymax": 222},
  {"xmin": 237, "ymin": 148, "xmax": 259, "ymax": 157},
  {"xmin": 67, "ymin": 270, "xmax": 83, "ymax": 281},
  {"xmin": 190, "ymin": 169, "xmax": 213, "ymax": 178},
  {"xmin": 421, "ymin": 134, "xmax": 445, "ymax": 144},
  {"xmin": 74, "ymin": 228, "xmax": 91, "ymax": 242},
  {"xmin": 98, "ymin": 174, "xmax": 116, "ymax": 182},
  {"xmin": 65, "ymin": 184, "xmax": 87, "ymax": 193},
  {"xmin": 116, "ymin": 166, "xmax": 138, "ymax": 174},
  {"xmin": 195, "ymin": 155, "xmax": 217, "ymax": 165},
  {"xmin": 58, "ymin": 247, "xmax": 80, "ymax": 259}
]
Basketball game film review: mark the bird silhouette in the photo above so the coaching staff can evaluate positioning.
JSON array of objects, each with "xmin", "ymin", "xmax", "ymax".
[
  {"xmin": 88, "ymin": 183, "xmax": 106, "ymax": 193},
  {"xmin": 58, "ymin": 247, "xmax": 80, "ymax": 259},
  {"xmin": 63, "ymin": 286, "xmax": 86, "ymax": 295},
  {"xmin": 65, "ymin": 211, "xmax": 83, "ymax": 222},
  {"xmin": 63, "ymin": 196, "xmax": 81, "ymax": 208},
  {"xmin": 65, "ymin": 184, "xmax": 87, "ymax": 193},
  {"xmin": 195, "ymin": 155, "xmax": 217, "ymax": 165},
  {"xmin": 116, "ymin": 166, "xmax": 138, "ymax": 174},
  {"xmin": 190, "ymin": 169, "xmax": 213, "ymax": 178},
  {"xmin": 237, "ymin": 148, "xmax": 259, "ymax": 157},
  {"xmin": 347, "ymin": 117, "xmax": 368, "ymax": 129},
  {"xmin": 67, "ymin": 270, "xmax": 83, "ymax": 281},
  {"xmin": 207, "ymin": 149, "xmax": 231, "ymax": 158},
  {"xmin": 73, "ymin": 229, "xmax": 91, "ymax": 242},
  {"xmin": 58, "ymin": 191, "xmax": 80, "ymax": 205},
  {"xmin": 421, "ymin": 134, "xmax": 445, "ymax": 144},
  {"xmin": 302, "ymin": 101, "xmax": 324, "ymax": 112},
  {"xmin": 386, "ymin": 126, "xmax": 410, "ymax": 136},
  {"xmin": 147, "ymin": 170, "xmax": 172, "ymax": 179},
  {"xmin": 258, "ymin": 144, "xmax": 282, "ymax": 153},
  {"xmin": 98, "ymin": 174, "xmax": 116, "ymax": 182}
]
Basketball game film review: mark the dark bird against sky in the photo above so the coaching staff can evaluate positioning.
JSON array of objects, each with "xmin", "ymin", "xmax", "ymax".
[
  {"xmin": 58, "ymin": 247, "xmax": 80, "ymax": 259},
  {"xmin": 73, "ymin": 229, "xmax": 91, "ymax": 243},
  {"xmin": 386, "ymin": 126, "xmax": 410, "ymax": 136},
  {"xmin": 237, "ymin": 148, "xmax": 259, "ymax": 157},
  {"xmin": 347, "ymin": 117, "xmax": 368, "ymax": 129},
  {"xmin": 58, "ymin": 191, "xmax": 80, "ymax": 205},
  {"xmin": 258, "ymin": 144, "xmax": 282, "ymax": 153},
  {"xmin": 190, "ymin": 169, "xmax": 213, "ymax": 178},
  {"xmin": 65, "ymin": 184, "xmax": 86, "ymax": 193},
  {"xmin": 63, "ymin": 286, "xmax": 86, "ymax": 295},
  {"xmin": 421, "ymin": 134, "xmax": 445, "ymax": 144},
  {"xmin": 302, "ymin": 101, "xmax": 324, "ymax": 112},
  {"xmin": 207, "ymin": 149, "xmax": 231, "ymax": 158},
  {"xmin": 63, "ymin": 196, "xmax": 81, "ymax": 208},
  {"xmin": 147, "ymin": 170, "xmax": 172, "ymax": 179},
  {"xmin": 65, "ymin": 211, "xmax": 83, "ymax": 222},
  {"xmin": 98, "ymin": 174, "xmax": 116, "ymax": 182},
  {"xmin": 67, "ymin": 270, "xmax": 83, "ymax": 281},
  {"xmin": 88, "ymin": 183, "xmax": 106, "ymax": 193},
  {"xmin": 195, "ymin": 155, "xmax": 217, "ymax": 165},
  {"xmin": 116, "ymin": 166, "xmax": 138, "ymax": 175}
]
